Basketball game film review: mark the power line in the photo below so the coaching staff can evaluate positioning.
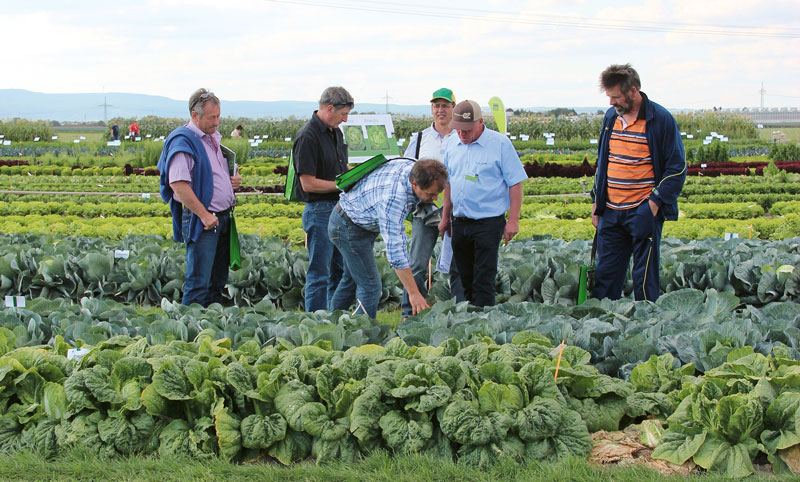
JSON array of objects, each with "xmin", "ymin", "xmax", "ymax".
[{"xmin": 267, "ymin": 0, "xmax": 800, "ymax": 39}]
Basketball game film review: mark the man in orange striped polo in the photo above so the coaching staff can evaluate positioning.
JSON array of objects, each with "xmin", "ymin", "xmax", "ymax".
[{"xmin": 590, "ymin": 64, "xmax": 686, "ymax": 302}]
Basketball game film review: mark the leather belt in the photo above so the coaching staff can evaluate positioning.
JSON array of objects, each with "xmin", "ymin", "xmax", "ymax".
[{"xmin": 210, "ymin": 207, "xmax": 232, "ymax": 216}]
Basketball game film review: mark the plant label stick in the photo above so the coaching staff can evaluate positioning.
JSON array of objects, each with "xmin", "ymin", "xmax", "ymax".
[{"xmin": 554, "ymin": 339, "xmax": 566, "ymax": 382}]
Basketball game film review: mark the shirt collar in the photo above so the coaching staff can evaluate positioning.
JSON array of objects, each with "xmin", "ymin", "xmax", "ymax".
[
  {"xmin": 311, "ymin": 110, "xmax": 335, "ymax": 133},
  {"xmin": 186, "ymin": 120, "xmax": 221, "ymax": 141},
  {"xmin": 429, "ymin": 122, "xmax": 455, "ymax": 140},
  {"xmin": 457, "ymin": 124, "xmax": 489, "ymax": 147}
]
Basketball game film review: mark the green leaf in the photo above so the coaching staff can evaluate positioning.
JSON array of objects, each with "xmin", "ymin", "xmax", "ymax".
[
  {"xmin": 42, "ymin": 382, "xmax": 67, "ymax": 420},
  {"xmin": 151, "ymin": 359, "xmax": 192, "ymax": 401},
  {"xmin": 651, "ymin": 428, "xmax": 707, "ymax": 465},
  {"xmin": 516, "ymin": 398, "xmax": 592, "ymax": 461},
  {"xmin": 761, "ymin": 392, "xmax": 800, "ymax": 454},
  {"xmin": 457, "ymin": 435, "xmax": 526, "ymax": 468},
  {"xmin": 477, "ymin": 381, "xmax": 523, "ymax": 413},
  {"xmin": 268, "ymin": 428, "xmax": 312, "ymax": 465},
  {"xmin": 379, "ymin": 410, "xmax": 433, "ymax": 454},
  {"xmin": 693, "ymin": 433, "xmax": 759, "ymax": 478},
  {"xmin": 274, "ymin": 380, "xmax": 317, "ymax": 432},
  {"xmin": 440, "ymin": 400, "xmax": 510, "ymax": 446},
  {"xmin": 240, "ymin": 414, "xmax": 287, "ymax": 450},
  {"xmin": 214, "ymin": 407, "xmax": 242, "ymax": 461},
  {"xmin": 638, "ymin": 420, "xmax": 664, "ymax": 448}
]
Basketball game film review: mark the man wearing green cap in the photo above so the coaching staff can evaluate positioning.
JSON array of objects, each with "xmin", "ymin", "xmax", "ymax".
[{"xmin": 400, "ymin": 88, "xmax": 464, "ymax": 318}]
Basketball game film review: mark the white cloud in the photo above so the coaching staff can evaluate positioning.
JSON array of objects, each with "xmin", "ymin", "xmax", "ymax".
[{"xmin": 0, "ymin": 0, "xmax": 798, "ymax": 112}]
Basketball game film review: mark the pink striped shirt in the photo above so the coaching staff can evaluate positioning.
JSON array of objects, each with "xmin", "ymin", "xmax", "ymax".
[{"xmin": 168, "ymin": 121, "xmax": 235, "ymax": 212}]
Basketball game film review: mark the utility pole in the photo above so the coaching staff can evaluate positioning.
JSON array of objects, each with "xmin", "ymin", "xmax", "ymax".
[
  {"xmin": 383, "ymin": 89, "xmax": 392, "ymax": 114},
  {"xmin": 759, "ymin": 81, "xmax": 766, "ymax": 109},
  {"xmin": 98, "ymin": 96, "xmax": 113, "ymax": 124}
]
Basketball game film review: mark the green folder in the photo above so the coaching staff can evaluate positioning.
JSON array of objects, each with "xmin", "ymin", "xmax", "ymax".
[
  {"xmin": 229, "ymin": 214, "xmax": 241, "ymax": 270},
  {"xmin": 335, "ymin": 154, "xmax": 390, "ymax": 192},
  {"xmin": 284, "ymin": 151, "xmax": 301, "ymax": 202}
]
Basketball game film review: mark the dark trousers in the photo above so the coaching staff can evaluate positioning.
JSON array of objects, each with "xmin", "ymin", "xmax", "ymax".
[
  {"xmin": 451, "ymin": 215, "xmax": 505, "ymax": 307},
  {"xmin": 593, "ymin": 202, "xmax": 664, "ymax": 302}
]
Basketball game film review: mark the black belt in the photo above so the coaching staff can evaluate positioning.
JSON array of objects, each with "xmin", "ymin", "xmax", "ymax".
[
  {"xmin": 210, "ymin": 207, "xmax": 232, "ymax": 216},
  {"xmin": 453, "ymin": 214, "xmax": 504, "ymax": 223}
]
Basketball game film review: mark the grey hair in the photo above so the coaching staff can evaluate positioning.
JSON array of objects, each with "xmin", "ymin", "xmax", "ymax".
[
  {"xmin": 319, "ymin": 86, "xmax": 354, "ymax": 110},
  {"xmin": 189, "ymin": 88, "xmax": 220, "ymax": 116},
  {"xmin": 410, "ymin": 158, "xmax": 448, "ymax": 190},
  {"xmin": 599, "ymin": 64, "xmax": 641, "ymax": 93}
]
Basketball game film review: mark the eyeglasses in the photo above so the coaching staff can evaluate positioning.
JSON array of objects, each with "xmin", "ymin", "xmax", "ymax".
[
  {"xmin": 190, "ymin": 91, "xmax": 215, "ymax": 112},
  {"xmin": 432, "ymin": 103, "xmax": 453, "ymax": 110}
]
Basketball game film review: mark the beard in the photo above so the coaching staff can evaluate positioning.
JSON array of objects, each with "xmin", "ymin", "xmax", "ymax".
[{"xmin": 613, "ymin": 93, "xmax": 635, "ymax": 115}]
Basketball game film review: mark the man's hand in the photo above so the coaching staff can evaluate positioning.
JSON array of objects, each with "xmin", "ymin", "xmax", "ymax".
[
  {"xmin": 408, "ymin": 292, "xmax": 430, "ymax": 316},
  {"xmin": 230, "ymin": 173, "xmax": 242, "ymax": 190},
  {"xmin": 591, "ymin": 203, "xmax": 599, "ymax": 228},
  {"xmin": 503, "ymin": 218, "xmax": 519, "ymax": 245},
  {"xmin": 648, "ymin": 199, "xmax": 659, "ymax": 217},
  {"xmin": 395, "ymin": 267, "xmax": 431, "ymax": 317},
  {"xmin": 438, "ymin": 216, "xmax": 451, "ymax": 237},
  {"xmin": 200, "ymin": 212, "xmax": 218, "ymax": 230}
]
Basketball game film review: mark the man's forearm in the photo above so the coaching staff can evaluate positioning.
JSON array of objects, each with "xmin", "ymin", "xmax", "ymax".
[
  {"xmin": 395, "ymin": 267, "xmax": 422, "ymax": 297},
  {"xmin": 507, "ymin": 183, "xmax": 522, "ymax": 220},
  {"xmin": 299, "ymin": 174, "xmax": 339, "ymax": 193},
  {"xmin": 442, "ymin": 183, "xmax": 452, "ymax": 217},
  {"xmin": 171, "ymin": 181, "xmax": 208, "ymax": 217}
]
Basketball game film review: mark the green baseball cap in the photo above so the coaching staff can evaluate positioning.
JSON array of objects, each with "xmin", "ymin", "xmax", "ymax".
[{"xmin": 430, "ymin": 88, "xmax": 455, "ymax": 104}]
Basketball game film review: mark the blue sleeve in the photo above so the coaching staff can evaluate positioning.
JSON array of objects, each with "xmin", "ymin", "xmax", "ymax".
[
  {"xmin": 650, "ymin": 115, "xmax": 686, "ymax": 208},
  {"xmin": 500, "ymin": 138, "xmax": 527, "ymax": 186}
]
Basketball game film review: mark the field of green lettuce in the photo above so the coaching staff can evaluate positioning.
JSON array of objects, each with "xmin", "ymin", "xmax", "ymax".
[{"xmin": 1, "ymin": 116, "xmax": 799, "ymax": 479}]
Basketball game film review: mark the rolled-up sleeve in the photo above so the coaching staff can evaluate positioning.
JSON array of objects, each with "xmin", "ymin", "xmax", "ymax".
[{"xmin": 378, "ymin": 195, "xmax": 411, "ymax": 270}]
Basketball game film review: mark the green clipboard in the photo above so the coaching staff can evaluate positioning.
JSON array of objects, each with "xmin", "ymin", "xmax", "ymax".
[
  {"xmin": 284, "ymin": 151, "xmax": 301, "ymax": 202},
  {"xmin": 335, "ymin": 154, "xmax": 390, "ymax": 191},
  {"xmin": 229, "ymin": 213, "xmax": 241, "ymax": 270}
]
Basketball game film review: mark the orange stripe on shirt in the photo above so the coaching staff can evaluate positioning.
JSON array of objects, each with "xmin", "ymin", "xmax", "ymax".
[{"xmin": 606, "ymin": 117, "xmax": 654, "ymax": 210}]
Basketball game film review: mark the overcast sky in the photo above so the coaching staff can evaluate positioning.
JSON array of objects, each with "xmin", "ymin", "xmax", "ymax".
[{"xmin": 2, "ymin": 0, "xmax": 798, "ymax": 110}]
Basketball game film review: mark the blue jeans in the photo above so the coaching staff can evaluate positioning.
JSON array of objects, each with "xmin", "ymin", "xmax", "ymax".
[
  {"xmin": 401, "ymin": 216, "xmax": 464, "ymax": 317},
  {"xmin": 327, "ymin": 205, "xmax": 381, "ymax": 318},
  {"xmin": 593, "ymin": 202, "xmax": 664, "ymax": 301},
  {"xmin": 302, "ymin": 200, "xmax": 343, "ymax": 312},
  {"xmin": 181, "ymin": 208, "xmax": 230, "ymax": 307}
]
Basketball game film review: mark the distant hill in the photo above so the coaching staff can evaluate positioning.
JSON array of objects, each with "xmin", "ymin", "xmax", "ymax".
[{"xmin": 0, "ymin": 89, "xmax": 603, "ymax": 121}]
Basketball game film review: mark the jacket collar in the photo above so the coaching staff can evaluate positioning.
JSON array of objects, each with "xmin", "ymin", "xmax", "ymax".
[{"xmin": 638, "ymin": 91, "xmax": 651, "ymax": 121}]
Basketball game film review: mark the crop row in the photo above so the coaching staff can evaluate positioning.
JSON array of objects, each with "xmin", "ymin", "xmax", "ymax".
[
  {"xmin": 3, "ymin": 172, "xmax": 800, "ymax": 199},
  {"xmin": 1, "ymin": 212, "xmax": 800, "ymax": 248},
  {"xmin": 3, "ymin": 199, "xmax": 797, "ymax": 221},
  {"xmin": 0, "ymin": 291, "xmax": 798, "ymax": 475},
  {"xmin": 1, "ymin": 234, "xmax": 798, "ymax": 311}
]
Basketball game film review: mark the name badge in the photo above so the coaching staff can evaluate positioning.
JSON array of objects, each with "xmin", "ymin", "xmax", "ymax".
[{"xmin": 465, "ymin": 174, "xmax": 478, "ymax": 182}]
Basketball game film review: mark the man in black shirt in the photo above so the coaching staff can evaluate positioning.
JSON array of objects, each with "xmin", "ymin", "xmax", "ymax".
[{"xmin": 293, "ymin": 86, "xmax": 354, "ymax": 312}]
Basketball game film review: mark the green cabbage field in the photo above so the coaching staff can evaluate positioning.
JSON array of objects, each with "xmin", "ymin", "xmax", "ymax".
[{"xmin": 0, "ymin": 126, "xmax": 799, "ymax": 479}]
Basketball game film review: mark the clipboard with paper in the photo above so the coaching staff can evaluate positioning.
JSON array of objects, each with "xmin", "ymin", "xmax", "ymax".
[{"xmin": 220, "ymin": 144, "xmax": 242, "ymax": 270}]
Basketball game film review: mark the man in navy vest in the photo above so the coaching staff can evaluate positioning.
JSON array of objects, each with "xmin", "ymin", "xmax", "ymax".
[{"xmin": 157, "ymin": 88, "xmax": 243, "ymax": 306}]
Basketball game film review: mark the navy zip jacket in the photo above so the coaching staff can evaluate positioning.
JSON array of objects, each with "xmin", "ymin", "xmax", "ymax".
[
  {"xmin": 591, "ymin": 92, "xmax": 686, "ymax": 221},
  {"xmin": 157, "ymin": 126, "xmax": 214, "ymax": 243}
]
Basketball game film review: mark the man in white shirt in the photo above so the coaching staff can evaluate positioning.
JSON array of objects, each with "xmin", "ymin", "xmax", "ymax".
[{"xmin": 400, "ymin": 88, "xmax": 464, "ymax": 317}]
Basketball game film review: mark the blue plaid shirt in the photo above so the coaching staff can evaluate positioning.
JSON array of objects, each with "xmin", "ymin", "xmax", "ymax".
[{"xmin": 338, "ymin": 159, "xmax": 419, "ymax": 270}]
